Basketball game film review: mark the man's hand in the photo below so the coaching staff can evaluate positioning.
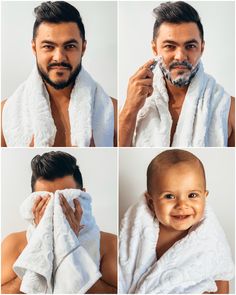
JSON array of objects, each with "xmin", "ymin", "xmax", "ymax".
[
  {"xmin": 59, "ymin": 194, "xmax": 84, "ymax": 236},
  {"xmin": 119, "ymin": 59, "xmax": 155, "ymax": 147},
  {"xmin": 125, "ymin": 59, "xmax": 155, "ymax": 113},
  {"xmin": 32, "ymin": 195, "xmax": 51, "ymax": 225}
]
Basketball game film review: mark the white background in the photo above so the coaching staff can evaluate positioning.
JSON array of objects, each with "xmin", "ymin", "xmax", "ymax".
[
  {"xmin": 1, "ymin": 1, "xmax": 117, "ymax": 99},
  {"xmin": 1, "ymin": 148, "xmax": 117, "ymax": 239},
  {"xmin": 118, "ymin": 1, "xmax": 235, "ymax": 107},
  {"xmin": 119, "ymin": 147, "xmax": 235, "ymax": 292}
]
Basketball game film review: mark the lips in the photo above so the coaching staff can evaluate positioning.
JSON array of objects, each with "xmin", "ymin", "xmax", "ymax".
[{"xmin": 171, "ymin": 215, "xmax": 191, "ymax": 220}]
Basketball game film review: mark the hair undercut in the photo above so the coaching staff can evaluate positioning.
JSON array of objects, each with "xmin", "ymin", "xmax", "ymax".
[
  {"xmin": 31, "ymin": 151, "xmax": 83, "ymax": 192},
  {"xmin": 147, "ymin": 149, "xmax": 206, "ymax": 194},
  {"xmin": 33, "ymin": 1, "xmax": 85, "ymax": 41},
  {"xmin": 152, "ymin": 1, "xmax": 204, "ymax": 41}
]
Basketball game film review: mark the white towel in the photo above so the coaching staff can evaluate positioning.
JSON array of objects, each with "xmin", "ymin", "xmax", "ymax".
[
  {"xmin": 132, "ymin": 61, "xmax": 231, "ymax": 147},
  {"xmin": 13, "ymin": 189, "xmax": 101, "ymax": 294},
  {"xmin": 2, "ymin": 67, "xmax": 114, "ymax": 147},
  {"xmin": 119, "ymin": 196, "xmax": 234, "ymax": 294}
]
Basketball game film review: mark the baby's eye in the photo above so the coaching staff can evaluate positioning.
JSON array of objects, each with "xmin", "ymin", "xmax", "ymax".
[
  {"xmin": 164, "ymin": 194, "xmax": 175, "ymax": 199},
  {"xmin": 188, "ymin": 193, "xmax": 198, "ymax": 198}
]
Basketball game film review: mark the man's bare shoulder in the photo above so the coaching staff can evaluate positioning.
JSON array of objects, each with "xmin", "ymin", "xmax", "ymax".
[
  {"xmin": 1, "ymin": 99, "xmax": 7, "ymax": 147},
  {"xmin": 110, "ymin": 97, "xmax": 117, "ymax": 147},
  {"xmin": 228, "ymin": 96, "xmax": 235, "ymax": 147},
  {"xmin": 2, "ymin": 231, "xmax": 27, "ymax": 254},
  {"xmin": 100, "ymin": 231, "xmax": 117, "ymax": 252}
]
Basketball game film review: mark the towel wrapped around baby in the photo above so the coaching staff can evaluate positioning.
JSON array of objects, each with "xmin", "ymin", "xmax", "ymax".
[
  {"xmin": 13, "ymin": 189, "xmax": 101, "ymax": 294},
  {"xmin": 119, "ymin": 195, "xmax": 234, "ymax": 294}
]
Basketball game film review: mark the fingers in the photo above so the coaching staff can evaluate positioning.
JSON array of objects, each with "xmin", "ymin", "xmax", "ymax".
[
  {"xmin": 73, "ymin": 199, "xmax": 83, "ymax": 224},
  {"xmin": 32, "ymin": 194, "xmax": 50, "ymax": 225},
  {"xmin": 60, "ymin": 195, "xmax": 84, "ymax": 236}
]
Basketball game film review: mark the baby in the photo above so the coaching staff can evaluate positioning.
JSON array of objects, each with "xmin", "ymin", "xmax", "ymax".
[{"xmin": 119, "ymin": 149, "xmax": 234, "ymax": 294}]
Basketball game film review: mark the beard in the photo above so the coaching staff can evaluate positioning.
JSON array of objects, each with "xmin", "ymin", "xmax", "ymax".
[
  {"xmin": 159, "ymin": 57, "xmax": 200, "ymax": 88},
  {"xmin": 37, "ymin": 61, "xmax": 82, "ymax": 90}
]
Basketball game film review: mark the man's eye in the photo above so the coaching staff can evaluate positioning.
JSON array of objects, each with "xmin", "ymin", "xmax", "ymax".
[
  {"xmin": 43, "ymin": 45, "xmax": 53, "ymax": 49},
  {"xmin": 186, "ymin": 44, "xmax": 196, "ymax": 49},
  {"xmin": 164, "ymin": 194, "xmax": 175, "ymax": 199},
  {"xmin": 65, "ymin": 44, "xmax": 76, "ymax": 49},
  {"xmin": 188, "ymin": 193, "xmax": 198, "ymax": 198},
  {"xmin": 165, "ymin": 45, "xmax": 175, "ymax": 49}
]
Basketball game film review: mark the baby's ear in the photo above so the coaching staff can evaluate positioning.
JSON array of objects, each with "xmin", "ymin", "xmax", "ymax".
[
  {"xmin": 145, "ymin": 191, "xmax": 154, "ymax": 213},
  {"xmin": 205, "ymin": 190, "xmax": 209, "ymax": 197}
]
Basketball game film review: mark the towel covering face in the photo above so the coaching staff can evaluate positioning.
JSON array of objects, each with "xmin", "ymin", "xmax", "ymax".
[
  {"xmin": 13, "ymin": 189, "xmax": 101, "ymax": 294},
  {"xmin": 119, "ymin": 196, "xmax": 234, "ymax": 294},
  {"xmin": 132, "ymin": 62, "xmax": 231, "ymax": 147},
  {"xmin": 2, "ymin": 67, "xmax": 114, "ymax": 147}
]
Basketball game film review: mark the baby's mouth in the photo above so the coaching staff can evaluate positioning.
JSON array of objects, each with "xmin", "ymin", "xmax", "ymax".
[{"xmin": 171, "ymin": 215, "xmax": 191, "ymax": 220}]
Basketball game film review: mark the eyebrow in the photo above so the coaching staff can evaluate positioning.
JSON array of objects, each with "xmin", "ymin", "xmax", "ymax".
[
  {"xmin": 41, "ymin": 39, "xmax": 79, "ymax": 45},
  {"xmin": 162, "ymin": 39, "xmax": 199, "ymax": 45}
]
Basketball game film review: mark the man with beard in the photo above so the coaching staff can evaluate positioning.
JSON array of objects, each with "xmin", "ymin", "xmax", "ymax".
[
  {"xmin": 119, "ymin": 1, "xmax": 235, "ymax": 147},
  {"xmin": 1, "ymin": 1, "xmax": 117, "ymax": 147}
]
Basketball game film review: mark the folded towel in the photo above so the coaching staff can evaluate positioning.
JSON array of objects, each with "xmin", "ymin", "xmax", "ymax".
[
  {"xmin": 132, "ymin": 61, "xmax": 231, "ymax": 147},
  {"xmin": 13, "ymin": 189, "xmax": 101, "ymax": 294},
  {"xmin": 2, "ymin": 67, "xmax": 114, "ymax": 147},
  {"xmin": 119, "ymin": 195, "xmax": 234, "ymax": 294}
]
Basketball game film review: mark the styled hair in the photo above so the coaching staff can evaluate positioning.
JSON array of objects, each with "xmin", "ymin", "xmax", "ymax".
[
  {"xmin": 31, "ymin": 151, "xmax": 83, "ymax": 191},
  {"xmin": 33, "ymin": 1, "xmax": 85, "ymax": 40},
  {"xmin": 152, "ymin": 1, "xmax": 204, "ymax": 41},
  {"xmin": 147, "ymin": 149, "xmax": 206, "ymax": 194}
]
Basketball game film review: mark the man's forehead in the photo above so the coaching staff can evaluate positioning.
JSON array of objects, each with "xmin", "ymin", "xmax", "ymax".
[
  {"xmin": 156, "ymin": 22, "xmax": 202, "ymax": 43},
  {"xmin": 35, "ymin": 21, "xmax": 82, "ymax": 42}
]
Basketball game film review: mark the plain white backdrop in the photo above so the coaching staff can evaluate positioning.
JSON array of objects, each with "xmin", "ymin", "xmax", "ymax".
[
  {"xmin": 119, "ymin": 147, "xmax": 235, "ymax": 291},
  {"xmin": 1, "ymin": 1, "xmax": 117, "ymax": 99},
  {"xmin": 118, "ymin": 1, "xmax": 235, "ymax": 106},
  {"xmin": 1, "ymin": 148, "xmax": 117, "ymax": 239}
]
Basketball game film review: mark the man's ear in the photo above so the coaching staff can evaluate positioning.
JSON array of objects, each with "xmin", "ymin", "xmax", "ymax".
[
  {"xmin": 32, "ymin": 40, "xmax": 36, "ymax": 56},
  {"xmin": 82, "ymin": 187, "xmax": 86, "ymax": 192},
  {"xmin": 145, "ymin": 191, "xmax": 155, "ymax": 213},
  {"xmin": 82, "ymin": 40, "xmax": 87, "ymax": 57},
  {"xmin": 200, "ymin": 40, "xmax": 205, "ymax": 55},
  {"xmin": 151, "ymin": 40, "xmax": 158, "ymax": 56},
  {"xmin": 204, "ymin": 190, "xmax": 209, "ymax": 198}
]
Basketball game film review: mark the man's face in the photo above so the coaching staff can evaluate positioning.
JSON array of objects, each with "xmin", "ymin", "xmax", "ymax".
[
  {"xmin": 34, "ymin": 175, "xmax": 78, "ymax": 193},
  {"xmin": 32, "ymin": 22, "xmax": 86, "ymax": 90},
  {"xmin": 146, "ymin": 162, "xmax": 208, "ymax": 232},
  {"xmin": 152, "ymin": 22, "xmax": 204, "ymax": 87}
]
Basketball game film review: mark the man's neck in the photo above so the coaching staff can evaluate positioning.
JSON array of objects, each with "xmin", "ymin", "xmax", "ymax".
[
  {"xmin": 165, "ymin": 79, "xmax": 188, "ymax": 107},
  {"xmin": 45, "ymin": 82, "xmax": 73, "ymax": 106}
]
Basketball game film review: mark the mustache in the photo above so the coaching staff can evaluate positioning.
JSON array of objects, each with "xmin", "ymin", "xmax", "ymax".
[
  {"xmin": 47, "ymin": 62, "xmax": 72, "ymax": 70},
  {"xmin": 169, "ymin": 60, "xmax": 193, "ymax": 71}
]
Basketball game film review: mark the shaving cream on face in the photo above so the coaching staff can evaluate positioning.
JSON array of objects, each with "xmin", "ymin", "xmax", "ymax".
[{"xmin": 157, "ymin": 56, "xmax": 200, "ymax": 87}]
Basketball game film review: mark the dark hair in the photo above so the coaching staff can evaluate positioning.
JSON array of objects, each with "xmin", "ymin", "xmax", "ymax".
[
  {"xmin": 31, "ymin": 151, "xmax": 83, "ymax": 191},
  {"xmin": 153, "ymin": 1, "xmax": 204, "ymax": 41},
  {"xmin": 147, "ymin": 149, "xmax": 206, "ymax": 194},
  {"xmin": 33, "ymin": 1, "xmax": 85, "ymax": 41}
]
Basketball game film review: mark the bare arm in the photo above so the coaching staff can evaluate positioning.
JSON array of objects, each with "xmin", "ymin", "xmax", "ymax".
[
  {"xmin": 87, "ymin": 232, "xmax": 117, "ymax": 294},
  {"xmin": 1, "ymin": 99, "xmax": 7, "ymax": 147},
  {"xmin": 203, "ymin": 280, "xmax": 229, "ymax": 294},
  {"xmin": 110, "ymin": 98, "xmax": 117, "ymax": 147},
  {"xmin": 1, "ymin": 233, "xmax": 26, "ymax": 294},
  {"xmin": 228, "ymin": 96, "xmax": 235, "ymax": 147},
  {"xmin": 119, "ymin": 60, "xmax": 155, "ymax": 147}
]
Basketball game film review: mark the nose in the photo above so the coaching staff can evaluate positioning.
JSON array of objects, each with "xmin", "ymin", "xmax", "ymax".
[
  {"xmin": 174, "ymin": 47, "xmax": 187, "ymax": 63},
  {"xmin": 175, "ymin": 198, "xmax": 189, "ymax": 210},
  {"xmin": 52, "ymin": 47, "xmax": 67, "ymax": 63}
]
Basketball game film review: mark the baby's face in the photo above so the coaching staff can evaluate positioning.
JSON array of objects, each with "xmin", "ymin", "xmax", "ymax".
[{"xmin": 148, "ymin": 162, "xmax": 208, "ymax": 232}]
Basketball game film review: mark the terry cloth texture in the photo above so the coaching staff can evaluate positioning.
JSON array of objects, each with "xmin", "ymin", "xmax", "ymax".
[
  {"xmin": 119, "ymin": 195, "xmax": 234, "ymax": 294},
  {"xmin": 13, "ymin": 189, "xmax": 101, "ymax": 294},
  {"xmin": 132, "ymin": 62, "xmax": 231, "ymax": 147},
  {"xmin": 3, "ymin": 67, "xmax": 114, "ymax": 147}
]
